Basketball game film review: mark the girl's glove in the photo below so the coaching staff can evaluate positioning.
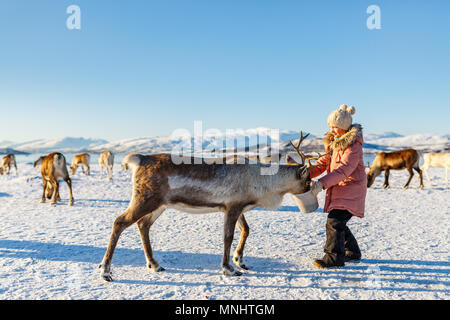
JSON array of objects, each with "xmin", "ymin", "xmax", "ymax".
[{"xmin": 310, "ymin": 180, "xmax": 324, "ymax": 196}]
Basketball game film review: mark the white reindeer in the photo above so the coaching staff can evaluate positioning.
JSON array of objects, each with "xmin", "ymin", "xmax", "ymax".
[
  {"xmin": 421, "ymin": 152, "xmax": 450, "ymax": 182},
  {"xmin": 99, "ymin": 132, "xmax": 315, "ymax": 281},
  {"xmin": 98, "ymin": 151, "xmax": 114, "ymax": 180}
]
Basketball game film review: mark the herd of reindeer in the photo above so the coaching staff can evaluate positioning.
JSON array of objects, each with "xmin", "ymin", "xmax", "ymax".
[
  {"xmin": 0, "ymin": 146, "xmax": 449, "ymax": 206},
  {"xmin": 0, "ymin": 136, "xmax": 449, "ymax": 279}
]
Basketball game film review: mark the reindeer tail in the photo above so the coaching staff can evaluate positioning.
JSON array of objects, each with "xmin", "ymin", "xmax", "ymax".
[{"xmin": 121, "ymin": 153, "xmax": 142, "ymax": 172}]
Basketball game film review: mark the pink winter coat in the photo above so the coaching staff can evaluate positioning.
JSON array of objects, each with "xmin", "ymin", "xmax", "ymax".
[{"xmin": 310, "ymin": 124, "xmax": 367, "ymax": 218}]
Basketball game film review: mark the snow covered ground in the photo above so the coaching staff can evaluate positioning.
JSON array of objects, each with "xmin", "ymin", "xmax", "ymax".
[
  {"xmin": 2, "ymin": 130, "xmax": 449, "ymax": 155},
  {"xmin": 0, "ymin": 162, "xmax": 448, "ymax": 300}
]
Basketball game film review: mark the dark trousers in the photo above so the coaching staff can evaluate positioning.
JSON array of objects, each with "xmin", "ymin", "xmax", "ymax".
[{"xmin": 323, "ymin": 209, "xmax": 361, "ymax": 265}]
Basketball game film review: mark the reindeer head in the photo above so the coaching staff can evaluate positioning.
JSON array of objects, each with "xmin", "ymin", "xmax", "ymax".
[
  {"xmin": 287, "ymin": 131, "xmax": 327, "ymax": 194},
  {"xmin": 33, "ymin": 156, "xmax": 44, "ymax": 168},
  {"xmin": 69, "ymin": 164, "xmax": 77, "ymax": 175},
  {"xmin": 366, "ymin": 157, "xmax": 382, "ymax": 187}
]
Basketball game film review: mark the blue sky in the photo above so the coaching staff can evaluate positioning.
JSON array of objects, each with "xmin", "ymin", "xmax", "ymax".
[{"xmin": 0, "ymin": 0, "xmax": 449, "ymax": 142}]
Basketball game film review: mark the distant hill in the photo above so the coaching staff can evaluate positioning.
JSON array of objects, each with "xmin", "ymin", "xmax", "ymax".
[
  {"xmin": 0, "ymin": 148, "xmax": 28, "ymax": 155},
  {"xmin": 1, "ymin": 137, "xmax": 108, "ymax": 154},
  {"xmin": 1, "ymin": 130, "xmax": 448, "ymax": 155}
]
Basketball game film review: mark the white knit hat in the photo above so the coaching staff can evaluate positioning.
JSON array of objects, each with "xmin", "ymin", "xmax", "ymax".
[{"xmin": 327, "ymin": 104, "xmax": 356, "ymax": 130}]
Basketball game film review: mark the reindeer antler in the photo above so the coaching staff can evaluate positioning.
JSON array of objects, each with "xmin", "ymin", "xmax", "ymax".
[
  {"xmin": 289, "ymin": 131, "xmax": 310, "ymax": 166},
  {"xmin": 305, "ymin": 152, "xmax": 328, "ymax": 168}
]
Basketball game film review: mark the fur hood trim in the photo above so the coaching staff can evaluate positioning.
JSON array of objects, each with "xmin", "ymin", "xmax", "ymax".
[{"xmin": 323, "ymin": 123, "xmax": 363, "ymax": 152}]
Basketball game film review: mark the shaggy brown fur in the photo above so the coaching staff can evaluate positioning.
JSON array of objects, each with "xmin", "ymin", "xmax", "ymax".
[
  {"xmin": 70, "ymin": 153, "xmax": 90, "ymax": 176},
  {"xmin": 1, "ymin": 154, "xmax": 17, "ymax": 175},
  {"xmin": 40, "ymin": 153, "xmax": 74, "ymax": 205},
  {"xmin": 367, "ymin": 148, "xmax": 423, "ymax": 189},
  {"xmin": 99, "ymin": 153, "xmax": 311, "ymax": 281}
]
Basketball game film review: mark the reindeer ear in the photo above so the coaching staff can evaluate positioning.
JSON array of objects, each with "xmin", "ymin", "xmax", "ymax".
[{"xmin": 285, "ymin": 154, "xmax": 297, "ymax": 165}]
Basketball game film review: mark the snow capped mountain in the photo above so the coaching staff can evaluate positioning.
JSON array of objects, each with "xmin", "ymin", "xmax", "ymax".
[
  {"xmin": 3, "ymin": 137, "xmax": 108, "ymax": 154},
  {"xmin": 363, "ymin": 133, "xmax": 450, "ymax": 153},
  {"xmin": 364, "ymin": 132, "xmax": 404, "ymax": 141},
  {"xmin": 1, "ymin": 129, "xmax": 448, "ymax": 155}
]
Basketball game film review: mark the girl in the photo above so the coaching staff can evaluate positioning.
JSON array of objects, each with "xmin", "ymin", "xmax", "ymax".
[{"xmin": 309, "ymin": 104, "xmax": 367, "ymax": 269}]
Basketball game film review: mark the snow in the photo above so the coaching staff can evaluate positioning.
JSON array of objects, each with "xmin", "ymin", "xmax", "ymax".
[
  {"xmin": 0, "ymin": 162, "xmax": 448, "ymax": 300},
  {"xmin": 364, "ymin": 133, "xmax": 450, "ymax": 153},
  {"xmin": 2, "ymin": 130, "xmax": 448, "ymax": 156},
  {"xmin": 4, "ymin": 137, "xmax": 108, "ymax": 154}
]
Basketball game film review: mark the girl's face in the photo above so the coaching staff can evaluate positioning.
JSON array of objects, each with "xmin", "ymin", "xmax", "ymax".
[{"xmin": 330, "ymin": 126, "xmax": 347, "ymax": 138}]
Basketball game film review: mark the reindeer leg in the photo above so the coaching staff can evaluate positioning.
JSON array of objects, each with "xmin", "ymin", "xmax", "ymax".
[
  {"xmin": 403, "ymin": 168, "xmax": 414, "ymax": 189},
  {"xmin": 87, "ymin": 164, "xmax": 90, "ymax": 176},
  {"xmin": 222, "ymin": 205, "xmax": 244, "ymax": 276},
  {"xmin": 108, "ymin": 166, "xmax": 113, "ymax": 180},
  {"xmin": 40, "ymin": 179, "xmax": 48, "ymax": 203},
  {"xmin": 55, "ymin": 181, "xmax": 61, "ymax": 202},
  {"xmin": 414, "ymin": 167, "xmax": 423, "ymax": 189},
  {"xmin": 233, "ymin": 214, "xmax": 250, "ymax": 270},
  {"xmin": 50, "ymin": 179, "xmax": 59, "ymax": 204},
  {"xmin": 137, "ymin": 207, "xmax": 166, "ymax": 273},
  {"xmin": 421, "ymin": 165, "xmax": 431, "ymax": 181},
  {"xmin": 99, "ymin": 165, "xmax": 103, "ymax": 179},
  {"xmin": 383, "ymin": 169, "xmax": 390, "ymax": 189},
  {"xmin": 65, "ymin": 177, "xmax": 74, "ymax": 206},
  {"xmin": 99, "ymin": 209, "xmax": 141, "ymax": 281},
  {"xmin": 99, "ymin": 198, "xmax": 160, "ymax": 281}
]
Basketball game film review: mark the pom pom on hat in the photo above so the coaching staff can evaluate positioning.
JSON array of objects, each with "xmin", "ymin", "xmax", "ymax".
[{"xmin": 339, "ymin": 104, "xmax": 356, "ymax": 115}]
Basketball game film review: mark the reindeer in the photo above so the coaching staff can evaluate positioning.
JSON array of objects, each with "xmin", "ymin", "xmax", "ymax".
[
  {"xmin": 1, "ymin": 154, "xmax": 18, "ymax": 175},
  {"xmin": 33, "ymin": 155, "xmax": 46, "ymax": 168},
  {"xmin": 70, "ymin": 153, "xmax": 91, "ymax": 176},
  {"xmin": 40, "ymin": 153, "xmax": 74, "ymax": 205},
  {"xmin": 98, "ymin": 151, "xmax": 114, "ymax": 180},
  {"xmin": 224, "ymin": 153, "xmax": 283, "ymax": 164},
  {"xmin": 420, "ymin": 152, "xmax": 450, "ymax": 182},
  {"xmin": 99, "ymin": 132, "xmax": 315, "ymax": 281},
  {"xmin": 367, "ymin": 148, "xmax": 423, "ymax": 189}
]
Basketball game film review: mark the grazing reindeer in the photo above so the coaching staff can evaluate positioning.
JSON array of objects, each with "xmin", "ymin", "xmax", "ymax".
[
  {"xmin": 1, "ymin": 154, "xmax": 18, "ymax": 175},
  {"xmin": 421, "ymin": 152, "xmax": 450, "ymax": 182},
  {"xmin": 367, "ymin": 148, "xmax": 423, "ymax": 189},
  {"xmin": 99, "ymin": 151, "xmax": 114, "ymax": 180},
  {"xmin": 40, "ymin": 153, "xmax": 74, "ymax": 205},
  {"xmin": 33, "ymin": 155, "xmax": 46, "ymax": 168},
  {"xmin": 70, "ymin": 153, "xmax": 91, "ymax": 176},
  {"xmin": 99, "ymin": 132, "xmax": 314, "ymax": 281}
]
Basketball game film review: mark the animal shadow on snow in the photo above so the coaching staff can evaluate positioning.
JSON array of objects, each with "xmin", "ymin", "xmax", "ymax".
[
  {"xmin": 0, "ymin": 192, "xmax": 12, "ymax": 198},
  {"xmin": 0, "ymin": 239, "xmax": 290, "ymax": 275}
]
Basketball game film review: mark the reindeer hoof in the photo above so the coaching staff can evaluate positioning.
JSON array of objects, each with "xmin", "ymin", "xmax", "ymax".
[
  {"xmin": 233, "ymin": 256, "xmax": 249, "ymax": 270},
  {"xmin": 101, "ymin": 273, "xmax": 113, "ymax": 282},
  {"xmin": 403, "ymin": 186, "xmax": 409, "ymax": 190},
  {"xmin": 222, "ymin": 267, "xmax": 242, "ymax": 276},
  {"xmin": 40, "ymin": 199, "xmax": 45, "ymax": 203},
  {"xmin": 150, "ymin": 265, "xmax": 165, "ymax": 272}
]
